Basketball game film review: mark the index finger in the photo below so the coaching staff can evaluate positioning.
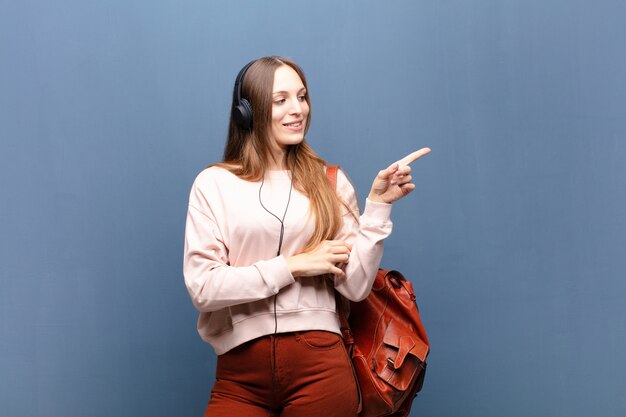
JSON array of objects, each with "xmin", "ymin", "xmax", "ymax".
[{"xmin": 395, "ymin": 147, "xmax": 431, "ymax": 167}]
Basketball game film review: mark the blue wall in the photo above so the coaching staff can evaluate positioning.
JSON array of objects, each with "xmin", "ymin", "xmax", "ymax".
[{"xmin": 2, "ymin": 1, "xmax": 625, "ymax": 416}]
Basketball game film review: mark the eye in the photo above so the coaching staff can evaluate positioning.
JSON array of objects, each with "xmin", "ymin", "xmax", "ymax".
[
  {"xmin": 297, "ymin": 95, "xmax": 307, "ymax": 102},
  {"xmin": 273, "ymin": 98, "xmax": 286, "ymax": 105}
]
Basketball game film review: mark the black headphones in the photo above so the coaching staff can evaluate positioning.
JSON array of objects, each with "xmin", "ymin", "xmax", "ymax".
[{"xmin": 232, "ymin": 59, "xmax": 257, "ymax": 131}]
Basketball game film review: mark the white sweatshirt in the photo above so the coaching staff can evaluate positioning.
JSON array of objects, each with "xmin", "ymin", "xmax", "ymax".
[{"xmin": 183, "ymin": 165, "xmax": 392, "ymax": 354}]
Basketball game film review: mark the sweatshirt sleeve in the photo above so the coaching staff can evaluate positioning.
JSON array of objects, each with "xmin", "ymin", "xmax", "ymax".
[
  {"xmin": 183, "ymin": 175, "xmax": 295, "ymax": 312},
  {"xmin": 333, "ymin": 169, "xmax": 393, "ymax": 301}
]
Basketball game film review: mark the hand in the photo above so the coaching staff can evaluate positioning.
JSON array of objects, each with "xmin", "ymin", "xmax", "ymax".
[
  {"xmin": 368, "ymin": 147, "xmax": 431, "ymax": 204},
  {"xmin": 286, "ymin": 240, "xmax": 352, "ymax": 279}
]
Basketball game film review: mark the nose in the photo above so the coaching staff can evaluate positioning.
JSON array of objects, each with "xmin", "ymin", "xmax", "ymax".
[{"xmin": 289, "ymin": 97, "xmax": 303, "ymax": 115}]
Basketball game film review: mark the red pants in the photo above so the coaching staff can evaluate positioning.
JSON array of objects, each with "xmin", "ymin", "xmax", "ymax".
[{"xmin": 204, "ymin": 330, "xmax": 360, "ymax": 417}]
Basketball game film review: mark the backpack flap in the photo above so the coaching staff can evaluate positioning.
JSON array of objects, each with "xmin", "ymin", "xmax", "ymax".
[
  {"xmin": 383, "ymin": 322, "xmax": 429, "ymax": 364},
  {"xmin": 375, "ymin": 321, "xmax": 429, "ymax": 391}
]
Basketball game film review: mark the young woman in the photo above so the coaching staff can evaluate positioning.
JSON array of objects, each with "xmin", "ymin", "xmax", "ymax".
[{"xmin": 183, "ymin": 56, "xmax": 430, "ymax": 417}]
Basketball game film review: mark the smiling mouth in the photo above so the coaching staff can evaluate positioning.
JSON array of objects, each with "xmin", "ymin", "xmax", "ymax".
[{"xmin": 283, "ymin": 121, "xmax": 303, "ymax": 127}]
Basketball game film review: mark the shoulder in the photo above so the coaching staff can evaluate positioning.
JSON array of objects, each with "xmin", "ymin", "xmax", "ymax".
[
  {"xmin": 327, "ymin": 165, "xmax": 356, "ymax": 197},
  {"xmin": 188, "ymin": 165, "xmax": 242, "ymax": 205},
  {"xmin": 325, "ymin": 165, "xmax": 359, "ymax": 215},
  {"xmin": 192, "ymin": 165, "xmax": 243, "ymax": 190},
  {"xmin": 195, "ymin": 165, "xmax": 238, "ymax": 182}
]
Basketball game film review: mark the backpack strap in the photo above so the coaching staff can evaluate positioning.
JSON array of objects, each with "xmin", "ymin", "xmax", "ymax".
[{"xmin": 326, "ymin": 165, "xmax": 339, "ymax": 190}]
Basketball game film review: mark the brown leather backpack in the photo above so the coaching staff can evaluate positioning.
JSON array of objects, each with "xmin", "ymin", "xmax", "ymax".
[{"xmin": 328, "ymin": 166, "xmax": 430, "ymax": 417}]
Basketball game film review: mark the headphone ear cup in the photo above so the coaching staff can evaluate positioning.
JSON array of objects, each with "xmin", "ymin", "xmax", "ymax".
[{"xmin": 234, "ymin": 98, "xmax": 253, "ymax": 130}]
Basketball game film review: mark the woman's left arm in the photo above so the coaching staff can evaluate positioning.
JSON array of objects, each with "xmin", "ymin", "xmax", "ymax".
[{"xmin": 333, "ymin": 147, "xmax": 431, "ymax": 301}]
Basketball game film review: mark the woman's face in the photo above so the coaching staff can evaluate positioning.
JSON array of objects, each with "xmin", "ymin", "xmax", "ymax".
[{"xmin": 269, "ymin": 65, "xmax": 309, "ymax": 153}]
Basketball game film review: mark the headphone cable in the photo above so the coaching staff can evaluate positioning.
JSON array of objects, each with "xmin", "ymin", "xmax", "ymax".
[{"xmin": 257, "ymin": 152, "xmax": 296, "ymax": 413}]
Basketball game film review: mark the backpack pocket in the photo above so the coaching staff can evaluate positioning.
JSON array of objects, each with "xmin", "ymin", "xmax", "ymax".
[{"xmin": 373, "ymin": 321, "xmax": 428, "ymax": 392}]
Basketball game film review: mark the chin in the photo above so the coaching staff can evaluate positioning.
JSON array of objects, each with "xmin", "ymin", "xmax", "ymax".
[{"xmin": 280, "ymin": 135, "xmax": 305, "ymax": 146}]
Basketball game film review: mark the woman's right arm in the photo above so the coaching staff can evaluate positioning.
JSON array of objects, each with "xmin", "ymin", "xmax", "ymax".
[{"xmin": 183, "ymin": 181, "xmax": 295, "ymax": 313}]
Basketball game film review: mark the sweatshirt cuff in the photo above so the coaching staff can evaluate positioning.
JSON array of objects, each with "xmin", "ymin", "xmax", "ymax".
[
  {"xmin": 362, "ymin": 198, "xmax": 393, "ymax": 223},
  {"xmin": 255, "ymin": 256, "xmax": 296, "ymax": 294}
]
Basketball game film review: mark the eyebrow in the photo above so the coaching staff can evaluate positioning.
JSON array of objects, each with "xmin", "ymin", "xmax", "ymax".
[{"xmin": 272, "ymin": 87, "xmax": 307, "ymax": 96}]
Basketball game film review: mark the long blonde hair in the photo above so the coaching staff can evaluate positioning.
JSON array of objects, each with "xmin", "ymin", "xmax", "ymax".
[{"xmin": 217, "ymin": 56, "xmax": 343, "ymax": 251}]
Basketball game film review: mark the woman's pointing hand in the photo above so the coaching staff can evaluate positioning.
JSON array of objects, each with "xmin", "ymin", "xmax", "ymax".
[{"xmin": 368, "ymin": 147, "xmax": 431, "ymax": 204}]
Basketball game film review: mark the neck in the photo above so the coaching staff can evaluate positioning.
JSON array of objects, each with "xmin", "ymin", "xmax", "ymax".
[{"xmin": 266, "ymin": 148, "xmax": 289, "ymax": 170}]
